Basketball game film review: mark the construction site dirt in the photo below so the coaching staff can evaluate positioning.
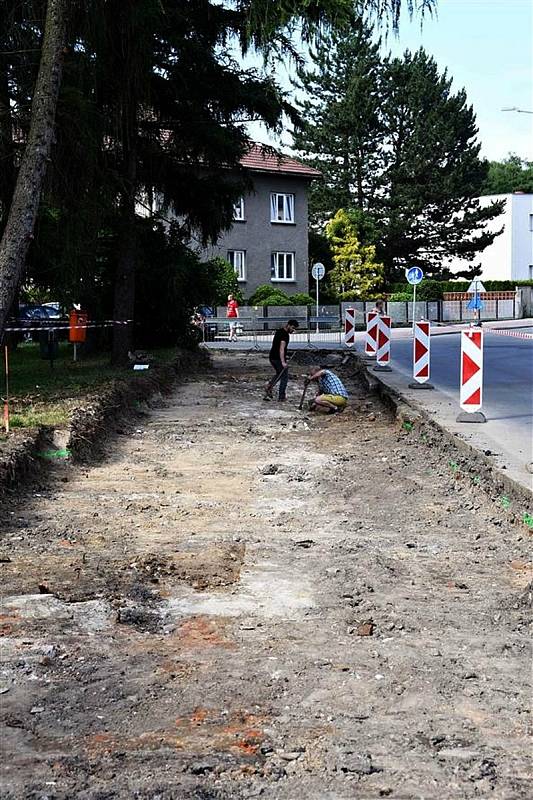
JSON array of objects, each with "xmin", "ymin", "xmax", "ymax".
[{"xmin": 0, "ymin": 352, "xmax": 531, "ymax": 799}]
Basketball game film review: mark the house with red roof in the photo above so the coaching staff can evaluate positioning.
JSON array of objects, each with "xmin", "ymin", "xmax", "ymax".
[{"xmin": 200, "ymin": 144, "xmax": 321, "ymax": 298}]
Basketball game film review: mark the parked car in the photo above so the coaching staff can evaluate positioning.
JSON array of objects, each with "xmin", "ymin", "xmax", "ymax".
[{"xmin": 14, "ymin": 304, "xmax": 64, "ymax": 342}]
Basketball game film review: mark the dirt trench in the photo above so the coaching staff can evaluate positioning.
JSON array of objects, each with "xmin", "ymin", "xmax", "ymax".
[{"xmin": 0, "ymin": 351, "xmax": 531, "ymax": 800}]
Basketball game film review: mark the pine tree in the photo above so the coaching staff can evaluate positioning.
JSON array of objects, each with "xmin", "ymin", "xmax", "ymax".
[
  {"xmin": 293, "ymin": 19, "xmax": 384, "ymax": 222},
  {"xmin": 294, "ymin": 31, "xmax": 504, "ymax": 281},
  {"xmin": 377, "ymin": 49, "xmax": 503, "ymax": 277}
]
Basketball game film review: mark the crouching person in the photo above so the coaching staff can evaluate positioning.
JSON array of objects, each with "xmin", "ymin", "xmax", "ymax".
[{"xmin": 307, "ymin": 368, "xmax": 348, "ymax": 414}]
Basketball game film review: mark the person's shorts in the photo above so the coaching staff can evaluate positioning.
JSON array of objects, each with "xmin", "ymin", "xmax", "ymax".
[{"xmin": 320, "ymin": 394, "xmax": 347, "ymax": 408}]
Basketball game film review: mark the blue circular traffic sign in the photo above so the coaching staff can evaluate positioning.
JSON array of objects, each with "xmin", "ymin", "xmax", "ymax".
[{"xmin": 406, "ymin": 267, "xmax": 424, "ymax": 285}]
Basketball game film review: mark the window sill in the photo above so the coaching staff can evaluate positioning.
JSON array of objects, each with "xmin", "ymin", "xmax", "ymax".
[
  {"xmin": 271, "ymin": 279, "xmax": 296, "ymax": 283},
  {"xmin": 270, "ymin": 221, "xmax": 296, "ymax": 226},
  {"xmin": 232, "ymin": 219, "xmax": 246, "ymax": 223}
]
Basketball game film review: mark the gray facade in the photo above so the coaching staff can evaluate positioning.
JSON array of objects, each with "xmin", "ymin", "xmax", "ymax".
[{"xmin": 199, "ymin": 173, "xmax": 312, "ymax": 299}]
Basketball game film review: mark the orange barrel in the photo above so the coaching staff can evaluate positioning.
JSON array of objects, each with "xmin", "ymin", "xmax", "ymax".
[{"xmin": 69, "ymin": 310, "xmax": 88, "ymax": 343}]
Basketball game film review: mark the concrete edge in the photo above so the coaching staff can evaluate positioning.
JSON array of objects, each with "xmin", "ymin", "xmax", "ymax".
[{"xmin": 354, "ymin": 356, "xmax": 533, "ymax": 527}]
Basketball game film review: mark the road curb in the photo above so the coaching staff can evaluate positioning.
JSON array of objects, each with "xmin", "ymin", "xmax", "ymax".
[{"xmin": 355, "ymin": 355, "xmax": 532, "ymax": 526}]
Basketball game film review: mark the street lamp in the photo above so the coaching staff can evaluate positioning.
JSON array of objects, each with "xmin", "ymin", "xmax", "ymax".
[{"xmin": 501, "ymin": 107, "xmax": 533, "ymax": 114}]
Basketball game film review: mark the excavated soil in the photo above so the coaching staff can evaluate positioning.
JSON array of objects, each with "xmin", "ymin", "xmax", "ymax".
[{"xmin": 0, "ymin": 351, "xmax": 531, "ymax": 799}]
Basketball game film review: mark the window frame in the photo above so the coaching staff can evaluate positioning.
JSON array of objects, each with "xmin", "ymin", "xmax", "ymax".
[
  {"xmin": 270, "ymin": 192, "xmax": 295, "ymax": 224},
  {"xmin": 227, "ymin": 249, "xmax": 246, "ymax": 282},
  {"xmin": 271, "ymin": 251, "xmax": 295, "ymax": 282},
  {"xmin": 233, "ymin": 197, "xmax": 245, "ymax": 222}
]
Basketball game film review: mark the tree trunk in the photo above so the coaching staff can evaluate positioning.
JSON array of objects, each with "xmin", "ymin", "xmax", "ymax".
[
  {"xmin": 111, "ymin": 100, "xmax": 137, "ymax": 365},
  {"xmin": 0, "ymin": 0, "xmax": 68, "ymax": 337},
  {"xmin": 0, "ymin": 54, "xmax": 16, "ymax": 231}
]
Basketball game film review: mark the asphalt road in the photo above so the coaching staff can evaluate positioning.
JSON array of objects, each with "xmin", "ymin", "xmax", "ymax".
[{"xmin": 384, "ymin": 330, "xmax": 533, "ymax": 487}]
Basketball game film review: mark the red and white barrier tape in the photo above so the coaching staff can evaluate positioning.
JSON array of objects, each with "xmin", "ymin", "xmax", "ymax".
[
  {"xmin": 487, "ymin": 328, "xmax": 533, "ymax": 341},
  {"xmin": 4, "ymin": 319, "xmax": 133, "ymax": 333}
]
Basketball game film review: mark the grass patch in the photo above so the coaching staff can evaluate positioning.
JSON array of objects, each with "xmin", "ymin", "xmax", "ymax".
[{"xmin": 2, "ymin": 343, "xmax": 179, "ymax": 430}]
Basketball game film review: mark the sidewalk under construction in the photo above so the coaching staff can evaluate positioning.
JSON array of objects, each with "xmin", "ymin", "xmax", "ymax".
[{"xmin": 0, "ymin": 352, "xmax": 531, "ymax": 799}]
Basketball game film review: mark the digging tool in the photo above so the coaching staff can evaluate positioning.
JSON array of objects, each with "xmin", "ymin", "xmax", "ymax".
[
  {"xmin": 298, "ymin": 377, "xmax": 311, "ymax": 410},
  {"xmin": 263, "ymin": 352, "xmax": 296, "ymax": 400}
]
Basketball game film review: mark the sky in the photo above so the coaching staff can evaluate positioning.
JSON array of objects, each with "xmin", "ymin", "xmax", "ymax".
[{"xmin": 245, "ymin": 0, "xmax": 533, "ymax": 162}]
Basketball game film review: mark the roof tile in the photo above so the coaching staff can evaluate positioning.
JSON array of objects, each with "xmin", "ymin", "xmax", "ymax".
[{"xmin": 240, "ymin": 144, "xmax": 321, "ymax": 178}]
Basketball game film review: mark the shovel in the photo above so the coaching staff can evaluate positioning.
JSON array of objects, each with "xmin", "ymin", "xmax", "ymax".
[{"xmin": 298, "ymin": 378, "xmax": 311, "ymax": 410}]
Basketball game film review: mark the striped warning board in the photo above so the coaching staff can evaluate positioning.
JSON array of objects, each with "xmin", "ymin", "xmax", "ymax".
[
  {"xmin": 413, "ymin": 321, "xmax": 430, "ymax": 383},
  {"xmin": 460, "ymin": 328, "xmax": 483, "ymax": 412},
  {"xmin": 376, "ymin": 315, "xmax": 391, "ymax": 366},
  {"xmin": 365, "ymin": 312, "xmax": 379, "ymax": 356},
  {"xmin": 344, "ymin": 308, "xmax": 356, "ymax": 347}
]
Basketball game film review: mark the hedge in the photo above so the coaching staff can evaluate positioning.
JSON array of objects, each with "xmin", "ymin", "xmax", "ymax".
[{"xmin": 388, "ymin": 279, "xmax": 533, "ymax": 296}]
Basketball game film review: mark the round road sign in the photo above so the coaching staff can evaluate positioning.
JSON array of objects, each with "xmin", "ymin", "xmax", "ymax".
[
  {"xmin": 406, "ymin": 266, "xmax": 424, "ymax": 285},
  {"xmin": 312, "ymin": 262, "xmax": 325, "ymax": 281}
]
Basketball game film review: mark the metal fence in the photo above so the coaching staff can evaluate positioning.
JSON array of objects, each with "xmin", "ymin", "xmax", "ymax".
[{"xmin": 202, "ymin": 296, "xmax": 521, "ymax": 346}]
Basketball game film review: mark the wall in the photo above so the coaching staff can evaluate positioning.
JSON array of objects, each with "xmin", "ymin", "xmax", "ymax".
[
  {"xmin": 444, "ymin": 193, "xmax": 533, "ymax": 282},
  {"xmin": 511, "ymin": 194, "xmax": 533, "ymax": 281},
  {"xmin": 200, "ymin": 173, "xmax": 311, "ymax": 298}
]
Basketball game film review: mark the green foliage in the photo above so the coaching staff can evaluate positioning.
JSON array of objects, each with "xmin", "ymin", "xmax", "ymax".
[
  {"xmin": 294, "ymin": 26, "xmax": 504, "ymax": 281},
  {"xmin": 481, "ymin": 154, "xmax": 533, "ymax": 195},
  {"xmin": 325, "ymin": 209, "xmax": 384, "ymax": 299},
  {"xmin": 134, "ymin": 223, "xmax": 246, "ymax": 347},
  {"xmin": 205, "ymin": 257, "xmax": 244, "ymax": 306},
  {"xmin": 387, "ymin": 279, "xmax": 533, "ymax": 293},
  {"xmin": 248, "ymin": 285, "xmax": 293, "ymax": 306},
  {"xmin": 2, "ymin": 0, "xmax": 439, "ymax": 347},
  {"xmin": 291, "ymin": 292, "xmax": 315, "ymax": 306},
  {"xmin": 410, "ymin": 280, "xmax": 444, "ymax": 300},
  {"xmin": 247, "ymin": 284, "xmax": 318, "ymax": 306},
  {"xmin": 388, "ymin": 292, "xmax": 412, "ymax": 301}
]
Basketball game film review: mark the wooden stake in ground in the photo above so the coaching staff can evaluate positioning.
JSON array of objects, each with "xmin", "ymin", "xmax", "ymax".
[
  {"xmin": 3, "ymin": 344, "xmax": 9, "ymax": 433},
  {"xmin": 0, "ymin": 0, "xmax": 69, "ymax": 337}
]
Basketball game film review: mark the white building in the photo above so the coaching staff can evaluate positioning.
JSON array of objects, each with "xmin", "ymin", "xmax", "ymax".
[{"xmin": 446, "ymin": 193, "xmax": 533, "ymax": 282}]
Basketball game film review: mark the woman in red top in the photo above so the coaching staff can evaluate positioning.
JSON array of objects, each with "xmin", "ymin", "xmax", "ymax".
[{"xmin": 226, "ymin": 294, "xmax": 239, "ymax": 341}]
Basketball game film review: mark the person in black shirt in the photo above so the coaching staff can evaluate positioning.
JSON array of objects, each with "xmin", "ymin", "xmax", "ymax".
[{"xmin": 265, "ymin": 319, "xmax": 299, "ymax": 401}]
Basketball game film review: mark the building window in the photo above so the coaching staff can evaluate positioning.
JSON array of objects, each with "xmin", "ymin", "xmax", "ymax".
[
  {"xmin": 529, "ymin": 213, "xmax": 533, "ymax": 232},
  {"xmin": 233, "ymin": 197, "xmax": 245, "ymax": 221},
  {"xmin": 270, "ymin": 193, "xmax": 295, "ymax": 223},
  {"xmin": 227, "ymin": 250, "xmax": 246, "ymax": 281},
  {"xmin": 271, "ymin": 251, "xmax": 295, "ymax": 282}
]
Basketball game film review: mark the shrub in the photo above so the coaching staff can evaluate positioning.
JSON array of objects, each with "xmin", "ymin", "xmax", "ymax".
[
  {"xmin": 387, "ymin": 278, "xmax": 533, "ymax": 295},
  {"xmin": 291, "ymin": 292, "xmax": 315, "ymax": 306},
  {"xmin": 250, "ymin": 290, "xmax": 293, "ymax": 307},
  {"xmin": 388, "ymin": 292, "xmax": 412, "ymax": 301},
  {"xmin": 248, "ymin": 284, "xmax": 279, "ymax": 304}
]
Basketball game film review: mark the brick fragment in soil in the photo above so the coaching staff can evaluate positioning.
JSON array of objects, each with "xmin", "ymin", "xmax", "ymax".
[{"xmin": 0, "ymin": 352, "xmax": 530, "ymax": 799}]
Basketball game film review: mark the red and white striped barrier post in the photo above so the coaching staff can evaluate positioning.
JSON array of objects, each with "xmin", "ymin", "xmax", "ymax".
[
  {"xmin": 344, "ymin": 307, "xmax": 356, "ymax": 348},
  {"xmin": 365, "ymin": 311, "xmax": 379, "ymax": 358},
  {"xmin": 373, "ymin": 315, "xmax": 392, "ymax": 372},
  {"xmin": 457, "ymin": 327, "xmax": 486, "ymax": 423},
  {"xmin": 408, "ymin": 321, "xmax": 434, "ymax": 390}
]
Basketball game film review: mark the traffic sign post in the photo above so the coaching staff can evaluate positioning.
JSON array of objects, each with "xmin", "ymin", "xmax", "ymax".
[
  {"xmin": 408, "ymin": 321, "xmax": 434, "ymax": 390},
  {"xmin": 311, "ymin": 262, "xmax": 325, "ymax": 333},
  {"xmin": 373, "ymin": 315, "xmax": 392, "ymax": 372},
  {"xmin": 456, "ymin": 328, "xmax": 486, "ymax": 423},
  {"xmin": 406, "ymin": 267, "xmax": 424, "ymax": 330},
  {"xmin": 466, "ymin": 279, "xmax": 485, "ymax": 325},
  {"xmin": 344, "ymin": 307, "xmax": 356, "ymax": 348}
]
